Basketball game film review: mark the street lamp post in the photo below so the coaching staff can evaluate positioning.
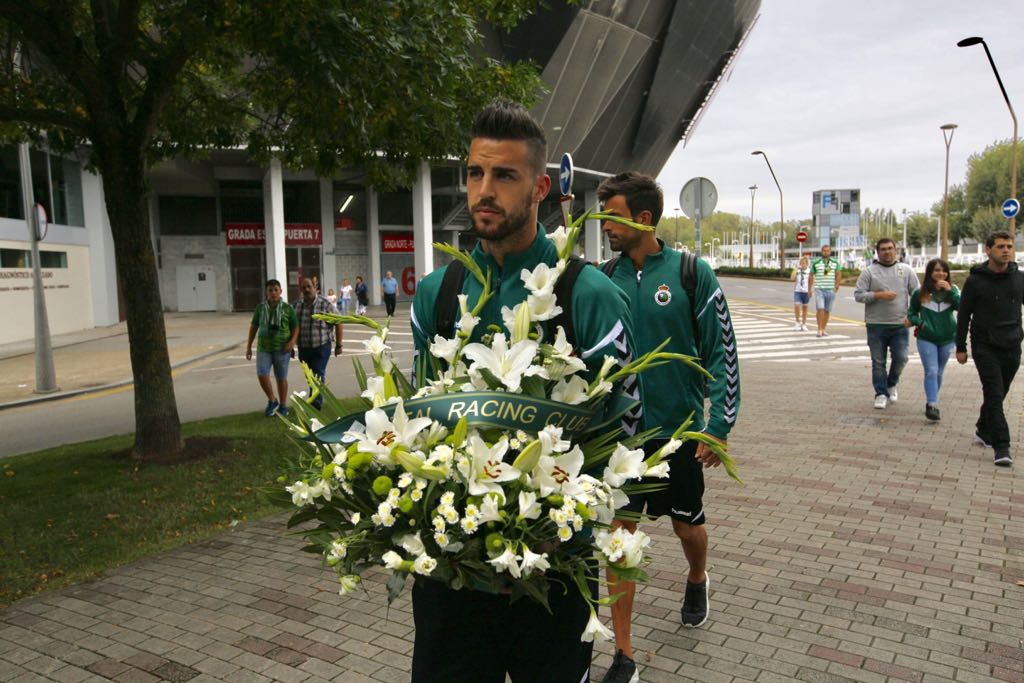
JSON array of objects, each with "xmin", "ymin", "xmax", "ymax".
[
  {"xmin": 901, "ymin": 208, "xmax": 907, "ymax": 259},
  {"xmin": 940, "ymin": 123, "xmax": 957, "ymax": 261},
  {"xmin": 748, "ymin": 184, "xmax": 757, "ymax": 268},
  {"xmin": 752, "ymin": 151, "xmax": 785, "ymax": 267},
  {"xmin": 958, "ymin": 36, "xmax": 1018, "ymax": 237}
]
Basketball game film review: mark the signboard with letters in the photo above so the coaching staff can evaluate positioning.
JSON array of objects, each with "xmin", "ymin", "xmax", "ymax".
[
  {"xmin": 224, "ymin": 223, "xmax": 322, "ymax": 246},
  {"xmin": 382, "ymin": 232, "xmax": 415, "ymax": 253}
]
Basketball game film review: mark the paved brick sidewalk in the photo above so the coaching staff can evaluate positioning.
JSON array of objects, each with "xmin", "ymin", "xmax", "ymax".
[{"xmin": 0, "ymin": 354, "xmax": 1021, "ymax": 682}]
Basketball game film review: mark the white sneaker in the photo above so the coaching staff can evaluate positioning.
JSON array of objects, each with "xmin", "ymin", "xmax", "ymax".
[
  {"xmin": 793, "ymin": 323, "xmax": 802, "ymax": 330},
  {"xmin": 800, "ymin": 324, "xmax": 808, "ymax": 331},
  {"xmin": 874, "ymin": 394, "xmax": 888, "ymax": 409},
  {"xmin": 888, "ymin": 387, "xmax": 898, "ymax": 403}
]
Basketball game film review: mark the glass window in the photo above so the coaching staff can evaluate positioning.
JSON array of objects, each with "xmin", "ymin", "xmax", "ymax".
[
  {"xmin": 219, "ymin": 181, "xmax": 263, "ymax": 223},
  {"xmin": 30, "ymin": 149, "xmax": 52, "ymax": 222},
  {"xmin": 51, "ymin": 156, "xmax": 85, "ymax": 226},
  {"xmin": 283, "ymin": 181, "xmax": 320, "ymax": 222},
  {"xmin": 333, "ymin": 185, "xmax": 366, "ymax": 230},
  {"xmin": 0, "ymin": 248, "xmax": 66, "ymax": 268},
  {"xmin": 378, "ymin": 189, "xmax": 412, "ymax": 225},
  {"xmin": 39, "ymin": 250, "xmax": 67, "ymax": 268},
  {"xmin": 0, "ymin": 146, "xmax": 23, "ymax": 219},
  {"xmin": 158, "ymin": 196, "xmax": 218, "ymax": 235}
]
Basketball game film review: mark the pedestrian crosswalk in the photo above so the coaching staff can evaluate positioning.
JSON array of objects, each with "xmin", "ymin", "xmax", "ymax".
[{"xmin": 728, "ymin": 301, "xmax": 882, "ymax": 363}]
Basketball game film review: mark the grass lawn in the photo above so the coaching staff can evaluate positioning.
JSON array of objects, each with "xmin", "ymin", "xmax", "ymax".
[{"xmin": 0, "ymin": 402, "xmax": 361, "ymax": 606}]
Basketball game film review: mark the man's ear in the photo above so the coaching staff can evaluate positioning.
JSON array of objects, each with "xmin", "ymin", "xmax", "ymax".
[
  {"xmin": 638, "ymin": 209, "xmax": 653, "ymax": 226},
  {"xmin": 534, "ymin": 173, "xmax": 551, "ymax": 203}
]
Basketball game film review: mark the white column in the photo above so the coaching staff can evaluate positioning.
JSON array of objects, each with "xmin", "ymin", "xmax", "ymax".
[
  {"xmin": 584, "ymin": 189, "xmax": 601, "ymax": 262},
  {"xmin": 263, "ymin": 158, "xmax": 287, "ymax": 299},
  {"xmin": 319, "ymin": 178, "xmax": 337, "ymax": 293},
  {"xmin": 412, "ymin": 161, "xmax": 434, "ymax": 277},
  {"xmin": 956, "ymin": 242, "xmax": 963, "ymax": 259},
  {"xmin": 81, "ymin": 168, "xmax": 119, "ymax": 326},
  {"xmin": 367, "ymin": 185, "xmax": 382, "ymax": 306}
]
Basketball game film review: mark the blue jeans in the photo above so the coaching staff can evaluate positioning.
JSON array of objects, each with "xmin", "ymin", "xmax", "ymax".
[
  {"xmin": 916, "ymin": 338, "xmax": 954, "ymax": 405},
  {"xmin": 867, "ymin": 326, "xmax": 909, "ymax": 397},
  {"xmin": 298, "ymin": 342, "xmax": 332, "ymax": 408}
]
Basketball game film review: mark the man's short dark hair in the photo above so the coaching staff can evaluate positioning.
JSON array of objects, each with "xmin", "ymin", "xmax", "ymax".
[
  {"xmin": 470, "ymin": 99, "xmax": 547, "ymax": 176},
  {"xmin": 986, "ymin": 230, "xmax": 1013, "ymax": 247},
  {"xmin": 597, "ymin": 172, "xmax": 664, "ymax": 225},
  {"xmin": 875, "ymin": 237, "xmax": 896, "ymax": 251},
  {"xmin": 265, "ymin": 278, "xmax": 281, "ymax": 289}
]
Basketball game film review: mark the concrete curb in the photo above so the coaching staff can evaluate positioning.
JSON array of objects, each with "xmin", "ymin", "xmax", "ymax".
[{"xmin": 0, "ymin": 340, "xmax": 244, "ymax": 412}]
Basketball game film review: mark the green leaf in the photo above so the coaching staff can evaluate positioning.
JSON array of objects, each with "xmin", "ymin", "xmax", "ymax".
[{"xmin": 386, "ymin": 571, "xmax": 407, "ymax": 604}]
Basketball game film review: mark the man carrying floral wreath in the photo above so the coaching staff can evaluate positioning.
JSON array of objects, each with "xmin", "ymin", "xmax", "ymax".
[
  {"xmin": 410, "ymin": 100, "xmax": 639, "ymax": 683},
  {"xmin": 597, "ymin": 172, "xmax": 741, "ymax": 683}
]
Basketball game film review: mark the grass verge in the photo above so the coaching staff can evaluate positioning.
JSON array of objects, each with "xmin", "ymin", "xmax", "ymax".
[{"xmin": 0, "ymin": 402, "xmax": 362, "ymax": 606}]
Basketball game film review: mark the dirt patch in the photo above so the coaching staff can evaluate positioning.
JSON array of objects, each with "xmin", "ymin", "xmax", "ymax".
[{"xmin": 111, "ymin": 436, "xmax": 238, "ymax": 465}]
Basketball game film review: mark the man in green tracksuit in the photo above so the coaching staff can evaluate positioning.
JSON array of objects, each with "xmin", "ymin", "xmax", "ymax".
[
  {"xmin": 596, "ymin": 172, "xmax": 741, "ymax": 683},
  {"xmin": 409, "ymin": 100, "xmax": 638, "ymax": 683}
]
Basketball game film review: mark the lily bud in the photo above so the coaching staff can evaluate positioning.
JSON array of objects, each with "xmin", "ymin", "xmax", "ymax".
[
  {"xmin": 512, "ymin": 302, "xmax": 532, "ymax": 343},
  {"xmin": 511, "ymin": 439, "xmax": 542, "ymax": 472}
]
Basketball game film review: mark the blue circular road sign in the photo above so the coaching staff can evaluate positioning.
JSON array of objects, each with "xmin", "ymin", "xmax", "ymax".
[
  {"xmin": 559, "ymin": 153, "xmax": 574, "ymax": 196},
  {"xmin": 1002, "ymin": 198, "xmax": 1020, "ymax": 219}
]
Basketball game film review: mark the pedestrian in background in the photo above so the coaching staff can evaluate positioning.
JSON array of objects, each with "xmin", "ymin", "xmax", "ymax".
[
  {"xmin": 293, "ymin": 277, "xmax": 342, "ymax": 410},
  {"xmin": 809, "ymin": 244, "xmax": 841, "ymax": 337},
  {"xmin": 854, "ymin": 238, "xmax": 919, "ymax": 410},
  {"xmin": 907, "ymin": 258, "xmax": 959, "ymax": 421},
  {"xmin": 381, "ymin": 270, "xmax": 399, "ymax": 317},
  {"xmin": 354, "ymin": 276, "xmax": 368, "ymax": 315},
  {"xmin": 245, "ymin": 279, "xmax": 298, "ymax": 417},
  {"xmin": 956, "ymin": 231, "xmax": 1023, "ymax": 467},
  {"xmin": 340, "ymin": 278, "xmax": 353, "ymax": 315},
  {"xmin": 792, "ymin": 255, "xmax": 811, "ymax": 331},
  {"xmin": 326, "ymin": 287, "xmax": 337, "ymax": 307}
]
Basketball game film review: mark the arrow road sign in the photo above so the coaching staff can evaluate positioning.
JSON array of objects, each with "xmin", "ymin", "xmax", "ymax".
[
  {"xmin": 559, "ymin": 153, "xmax": 574, "ymax": 197},
  {"xmin": 1002, "ymin": 198, "xmax": 1019, "ymax": 219}
]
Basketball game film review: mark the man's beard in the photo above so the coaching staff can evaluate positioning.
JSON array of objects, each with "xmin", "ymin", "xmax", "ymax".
[{"xmin": 470, "ymin": 194, "xmax": 533, "ymax": 242}]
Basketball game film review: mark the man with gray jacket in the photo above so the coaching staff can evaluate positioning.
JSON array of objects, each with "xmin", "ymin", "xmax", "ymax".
[{"xmin": 854, "ymin": 238, "xmax": 920, "ymax": 409}]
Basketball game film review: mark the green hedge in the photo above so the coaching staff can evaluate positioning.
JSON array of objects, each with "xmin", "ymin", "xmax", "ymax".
[{"xmin": 715, "ymin": 266, "xmax": 792, "ymax": 279}]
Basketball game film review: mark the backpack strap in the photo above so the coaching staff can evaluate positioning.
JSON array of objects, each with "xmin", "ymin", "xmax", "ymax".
[
  {"xmin": 550, "ymin": 255, "xmax": 589, "ymax": 348},
  {"xmin": 680, "ymin": 251, "xmax": 703, "ymax": 356},
  {"xmin": 434, "ymin": 260, "xmax": 467, "ymax": 338},
  {"xmin": 599, "ymin": 256, "xmax": 620, "ymax": 278}
]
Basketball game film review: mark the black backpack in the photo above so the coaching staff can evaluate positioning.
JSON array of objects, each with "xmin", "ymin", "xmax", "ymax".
[{"xmin": 434, "ymin": 255, "xmax": 592, "ymax": 346}]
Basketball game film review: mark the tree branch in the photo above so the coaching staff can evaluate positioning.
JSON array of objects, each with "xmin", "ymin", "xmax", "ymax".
[{"xmin": 0, "ymin": 103, "xmax": 89, "ymax": 135}]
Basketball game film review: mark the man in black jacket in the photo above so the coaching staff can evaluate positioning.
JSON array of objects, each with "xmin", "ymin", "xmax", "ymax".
[{"xmin": 956, "ymin": 231, "xmax": 1023, "ymax": 467}]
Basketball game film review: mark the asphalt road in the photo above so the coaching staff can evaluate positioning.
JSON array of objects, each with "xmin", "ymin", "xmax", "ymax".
[{"xmin": 0, "ymin": 276, "xmax": 866, "ymax": 458}]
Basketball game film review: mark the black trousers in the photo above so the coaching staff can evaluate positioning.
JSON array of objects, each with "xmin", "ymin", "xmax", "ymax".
[
  {"xmin": 384, "ymin": 292, "xmax": 397, "ymax": 316},
  {"xmin": 411, "ymin": 576, "xmax": 593, "ymax": 683},
  {"xmin": 972, "ymin": 342, "xmax": 1021, "ymax": 450}
]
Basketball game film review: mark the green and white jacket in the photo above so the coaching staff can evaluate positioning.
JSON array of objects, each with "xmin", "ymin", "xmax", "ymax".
[{"xmin": 907, "ymin": 286, "xmax": 960, "ymax": 345}]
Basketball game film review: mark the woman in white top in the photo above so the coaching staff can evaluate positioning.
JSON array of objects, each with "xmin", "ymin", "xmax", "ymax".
[
  {"xmin": 792, "ymin": 255, "xmax": 811, "ymax": 331},
  {"xmin": 339, "ymin": 279, "xmax": 354, "ymax": 315}
]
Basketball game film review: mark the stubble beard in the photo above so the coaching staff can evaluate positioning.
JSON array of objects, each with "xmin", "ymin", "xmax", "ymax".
[{"xmin": 471, "ymin": 194, "xmax": 533, "ymax": 244}]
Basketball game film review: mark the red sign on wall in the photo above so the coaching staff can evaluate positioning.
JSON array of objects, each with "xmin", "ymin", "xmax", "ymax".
[
  {"xmin": 382, "ymin": 232, "xmax": 415, "ymax": 252},
  {"xmin": 224, "ymin": 223, "xmax": 322, "ymax": 246}
]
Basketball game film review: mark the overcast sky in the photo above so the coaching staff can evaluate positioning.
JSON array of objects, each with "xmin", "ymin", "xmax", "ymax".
[{"xmin": 657, "ymin": 0, "xmax": 1024, "ymax": 224}]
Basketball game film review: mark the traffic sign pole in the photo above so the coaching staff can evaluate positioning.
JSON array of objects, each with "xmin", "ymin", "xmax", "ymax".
[{"xmin": 558, "ymin": 153, "xmax": 574, "ymax": 228}]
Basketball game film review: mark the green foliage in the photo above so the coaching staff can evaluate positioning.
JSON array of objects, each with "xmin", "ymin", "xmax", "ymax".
[
  {"xmin": 970, "ymin": 205, "xmax": 1010, "ymax": 243},
  {"xmin": 929, "ymin": 185, "xmax": 970, "ymax": 245},
  {"xmin": 715, "ymin": 266, "xmax": 792, "ymax": 279},
  {"xmin": 964, "ymin": 139, "xmax": 1024, "ymax": 219},
  {"xmin": 905, "ymin": 212, "xmax": 938, "ymax": 249},
  {"xmin": 0, "ymin": 403, "xmax": 363, "ymax": 606}
]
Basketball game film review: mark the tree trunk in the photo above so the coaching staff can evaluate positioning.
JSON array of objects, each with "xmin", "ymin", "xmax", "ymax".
[{"xmin": 100, "ymin": 149, "xmax": 184, "ymax": 460}]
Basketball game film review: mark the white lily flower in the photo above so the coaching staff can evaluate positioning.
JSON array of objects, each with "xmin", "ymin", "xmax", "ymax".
[
  {"xmin": 658, "ymin": 438, "xmax": 683, "ymax": 458},
  {"xmin": 522, "ymin": 261, "xmax": 564, "ymax": 294},
  {"xmin": 581, "ymin": 610, "xmax": 614, "ymax": 643},
  {"xmin": 487, "ymin": 546, "xmax": 522, "ymax": 578},
  {"xmin": 338, "ymin": 575, "xmax": 360, "ymax": 595},
  {"xmin": 430, "ymin": 335, "xmax": 462, "ymax": 364},
  {"xmin": 286, "ymin": 481, "xmax": 315, "ymax": 507},
  {"xmin": 548, "ymin": 227, "xmax": 570, "ymax": 257},
  {"xmin": 517, "ymin": 491, "xmax": 542, "ymax": 520},
  {"xmin": 603, "ymin": 443, "xmax": 647, "ymax": 487},
  {"xmin": 398, "ymin": 533, "xmax": 425, "ymax": 556},
  {"xmin": 551, "ymin": 375, "xmax": 590, "ymax": 405},
  {"xmin": 500, "ymin": 305, "xmax": 518, "ymax": 337},
  {"xmin": 644, "ymin": 462, "xmax": 670, "ymax": 478},
  {"xmin": 382, "ymin": 551, "xmax": 404, "ymax": 570},
  {"xmin": 350, "ymin": 399, "xmax": 433, "ymax": 464},
  {"xmin": 413, "ymin": 554, "xmax": 438, "ymax": 576},
  {"xmin": 457, "ymin": 435, "xmax": 520, "ymax": 497},
  {"xmin": 533, "ymin": 445, "xmax": 584, "ymax": 497},
  {"xmin": 350, "ymin": 512, "xmax": 361, "ymax": 525},
  {"xmin": 456, "ymin": 312, "xmax": 480, "ymax": 339},
  {"xmin": 538, "ymin": 425, "xmax": 571, "ymax": 454},
  {"xmin": 478, "ymin": 494, "xmax": 503, "ymax": 523},
  {"xmin": 588, "ymin": 379, "xmax": 614, "ymax": 400},
  {"xmin": 519, "ymin": 548, "xmax": 551, "ymax": 576},
  {"xmin": 621, "ymin": 529, "xmax": 651, "ymax": 568},
  {"xmin": 463, "ymin": 333, "xmax": 539, "ymax": 393},
  {"xmin": 527, "ymin": 290, "xmax": 562, "ymax": 321}
]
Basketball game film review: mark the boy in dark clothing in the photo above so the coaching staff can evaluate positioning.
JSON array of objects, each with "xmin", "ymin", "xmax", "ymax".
[{"xmin": 955, "ymin": 231, "xmax": 1023, "ymax": 466}]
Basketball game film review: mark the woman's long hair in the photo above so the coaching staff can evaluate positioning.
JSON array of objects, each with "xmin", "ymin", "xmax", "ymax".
[{"xmin": 921, "ymin": 258, "xmax": 951, "ymax": 302}]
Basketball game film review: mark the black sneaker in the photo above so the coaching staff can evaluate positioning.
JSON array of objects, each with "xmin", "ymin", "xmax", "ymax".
[
  {"xmin": 600, "ymin": 650, "xmax": 639, "ymax": 683},
  {"xmin": 681, "ymin": 573, "xmax": 710, "ymax": 628},
  {"xmin": 264, "ymin": 399, "xmax": 280, "ymax": 417},
  {"xmin": 925, "ymin": 405, "xmax": 940, "ymax": 421},
  {"xmin": 994, "ymin": 449, "xmax": 1013, "ymax": 467},
  {"xmin": 973, "ymin": 431, "xmax": 993, "ymax": 448}
]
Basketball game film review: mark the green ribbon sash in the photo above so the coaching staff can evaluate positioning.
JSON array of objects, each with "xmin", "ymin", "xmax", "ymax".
[{"xmin": 308, "ymin": 391, "xmax": 637, "ymax": 444}]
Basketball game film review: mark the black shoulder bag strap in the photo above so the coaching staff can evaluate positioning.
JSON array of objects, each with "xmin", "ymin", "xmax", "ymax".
[
  {"xmin": 599, "ymin": 256, "xmax": 620, "ymax": 278},
  {"xmin": 549, "ymin": 256, "xmax": 589, "ymax": 348},
  {"xmin": 434, "ymin": 260, "xmax": 467, "ymax": 339},
  {"xmin": 680, "ymin": 251, "xmax": 700, "ymax": 350}
]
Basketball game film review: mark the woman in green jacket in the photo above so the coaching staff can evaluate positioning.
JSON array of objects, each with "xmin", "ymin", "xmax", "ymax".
[{"xmin": 906, "ymin": 258, "xmax": 959, "ymax": 421}]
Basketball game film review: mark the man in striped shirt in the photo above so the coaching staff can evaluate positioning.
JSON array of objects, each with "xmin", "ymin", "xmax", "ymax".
[
  {"xmin": 809, "ymin": 244, "xmax": 842, "ymax": 338},
  {"xmin": 294, "ymin": 277, "xmax": 343, "ymax": 409}
]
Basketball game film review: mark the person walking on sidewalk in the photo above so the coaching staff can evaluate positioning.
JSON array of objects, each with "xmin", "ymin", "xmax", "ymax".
[
  {"xmin": 907, "ymin": 258, "xmax": 959, "ymax": 421},
  {"xmin": 381, "ymin": 271, "xmax": 399, "ymax": 317},
  {"xmin": 598, "ymin": 171, "xmax": 740, "ymax": 683},
  {"xmin": 354, "ymin": 276, "xmax": 369, "ymax": 315},
  {"xmin": 246, "ymin": 279, "xmax": 298, "ymax": 417},
  {"xmin": 293, "ymin": 277, "xmax": 343, "ymax": 410},
  {"xmin": 955, "ymin": 231, "xmax": 1023, "ymax": 467},
  {"xmin": 339, "ymin": 278, "xmax": 353, "ymax": 315},
  {"xmin": 854, "ymin": 238, "xmax": 919, "ymax": 410},
  {"xmin": 792, "ymin": 255, "xmax": 811, "ymax": 331},
  {"xmin": 809, "ymin": 244, "xmax": 841, "ymax": 337}
]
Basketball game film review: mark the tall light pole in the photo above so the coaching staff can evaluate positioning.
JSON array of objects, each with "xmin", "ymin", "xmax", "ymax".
[
  {"xmin": 940, "ymin": 123, "xmax": 957, "ymax": 261},
  {"xmin": 752, "ymin": 151, "xmax": 785, "ymax": 267},
  {"xmin": 958, "ymin": 36, "xmax": 1017, "ymax": 238},
  {"xmin": 748, "ymin": 184, "xmax": 757, "ymax": 267},
  {"xmin": 901, "ymin": 208, "xmax": 907, "ymax": 260}
]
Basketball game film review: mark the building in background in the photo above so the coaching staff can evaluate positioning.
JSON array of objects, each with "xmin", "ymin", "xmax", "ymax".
[
  {"xmin": 813, "ymin": 188, "xmax": 862, "ymax": 264},
  {"xmin": 0, "ymin": 1, "xmax": 761, "ymax": 345}
]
